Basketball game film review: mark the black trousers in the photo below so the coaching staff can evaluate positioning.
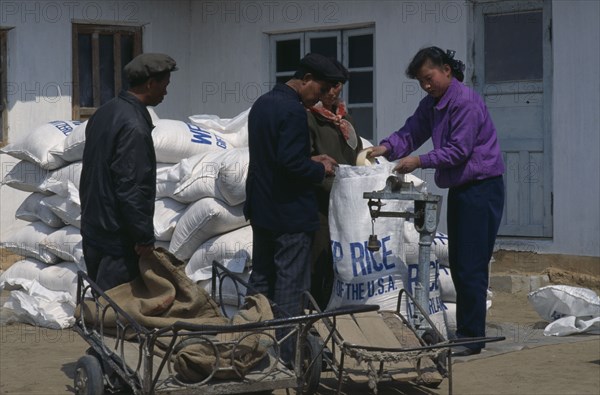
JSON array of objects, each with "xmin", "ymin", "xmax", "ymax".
[
  {"xmin": 448, "ymin": 176, "xmax": 504, "ymax": 349},
  {"xmin": 82, "ymin": 240, "xmax": 140, "ymax": 291},
  {"xmin": 247, "ymin": 225, "xmax": 313, "ymax": 364}
]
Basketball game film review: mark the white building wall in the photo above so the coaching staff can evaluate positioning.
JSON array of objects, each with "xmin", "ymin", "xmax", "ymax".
[
  {"xmin": 0, "ymin": 0, "xmax": 192, "ymax": 239},
  {"xmin": 2, "ymin": 0, "xmax": 598, "ymax": 257},
  {"xmin": 548, "ymin": 0, "xmax": 600, "ymax": 256}
]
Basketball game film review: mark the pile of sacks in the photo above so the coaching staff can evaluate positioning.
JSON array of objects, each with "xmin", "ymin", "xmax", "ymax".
[
  {"xmin": 0, "ymin": 108, "xmax": 472, "ymax": 336},
  {"xmin": 0, "ymin": 109, "xmax": 254, "ymax": 327}
]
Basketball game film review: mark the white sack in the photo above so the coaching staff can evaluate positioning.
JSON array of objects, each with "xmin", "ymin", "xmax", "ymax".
[
  {"xmin": 0, "ymin": 259, "xmax": 78, "ymax": 299},
  {"xmin": 444, "ymin": 302, "xmax": 457, "ymax": 337},
  {"xmin": 406, "ymin": 259, "xmax": 447, "ymax": 339},
  {"xmin": 169, "ymin": 198, "xmax": 247, "ymax": 261},
  {"xmin": 2, "ymin": 160, "xmax": 50, "ymax": 193},
  {"xmin": 170, "ymin": 152, "xmax": 221, "ymax": 203},
  {"xmin": 528, "ymin": 285, "xmax": 600, "ymax": 322},
  {"xmin": 0, "ymin": 120, "xmax": 81, "ymax": 170},
  {"xmin": 188, "ymin": 108, "xmax": 250, "ymax": 148},
  {"xmin": 171, "ymin": 148, "xmax": 249, "ymax": 205},
  {"xmin": 152, "ymin": 120, "xmax": 230, "ymax": 163},
  {"xmin": 186, "ymin": 226, "xmax": 253, "ymax": 282},
  {"xmin": 40, "ymin": 187, "xmax": 81, "ymax": 228},
  {"xmin": 327, "ymin": 164, "xmax": 408, "ymax": 311},
  {"xmin": 154, "ymin": 198, "xmax": 187, "ymax": 241},
  {"xmin": 2, "ymin": 281, "xmax": 75, "ymax": 329},
  {"xmin": 438, "ymin": 265, "xmax": 456, "ymax": 303},
  {"xmin": 0, "ymin": 222, "xmax": 60, "ymax": 264},
  {"xmin": 16, "ymin": 192, "xmax": 65, "ymax": 227},
  {"xmin": 404, "ymin": 220, "xmax": 449, "ymax": 266},
  {"xmin": 60, "ymin": 107, "xmax": 157, "ymax": 163},
  {"xmin": 40, "ymin": 161, "xmax": 82, "ymax": 197},
  {"xmin": 215, "ymin": 147, "xmax": 249, "ymax": 206},
  {"xmin": 60, "ymin": 121, "xmax": 88, "ymax": 162},
  {"xmin": 543, "ymin": 316, "xmax": 600, "ymax": 336},
  {"xmin": 40, "ymin": 225, "xmax": 82, "ymax": 263},
  {"xmin": 156, "ymin": 163, "xmax": 180, "ymax": 198}
]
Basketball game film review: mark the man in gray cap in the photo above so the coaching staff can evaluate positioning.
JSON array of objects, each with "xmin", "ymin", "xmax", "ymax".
[
  {"xmin": 79, "ymin": 53, "xmax": 177, "ymax": 291},
  {"xmin": 244, "ymin": 53, "xmax": 345, "ymax": 365}
]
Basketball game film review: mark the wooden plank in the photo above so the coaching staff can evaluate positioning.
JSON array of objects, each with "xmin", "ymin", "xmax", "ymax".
[{"xmin": 353, "ymin": 311, "xmax": 403, "ymax": 349}]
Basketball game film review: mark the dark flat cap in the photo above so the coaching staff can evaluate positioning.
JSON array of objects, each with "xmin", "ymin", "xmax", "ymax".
[
  {"xmin": 298, "ymin": 53, "xmax": 346, "ymax": 83},
  {"xmin": 124, "ymin": 53, "xmax": 178, "ymax": 83}
]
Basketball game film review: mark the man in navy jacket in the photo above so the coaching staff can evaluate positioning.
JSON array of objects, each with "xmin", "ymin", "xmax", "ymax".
[
  {"xmin": 244, "ymin": 53, "xmax": 345, "ymax": 363},
  {"xmin": 80, "ymin": 53, "xmax": 177, "ymax": 291}
]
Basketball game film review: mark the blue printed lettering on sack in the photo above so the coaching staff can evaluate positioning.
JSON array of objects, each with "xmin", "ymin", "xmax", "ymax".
[
  {"xmin": 331, "ymin": 235, "xmax": 396, "ymax": 277},
  {"xmin": 333, "ymin": 275, "xmax": 397, "ymax": 301},
  {"xmin": 432, "ymin": 232, "xmax": 448, "ymax": 245},
  {"xmin": 187, "ymin": 123, "xmax": 227, "ymax": 149},
  {"xmin": 407, "ymin": 261, "xmax": 446, "ymax": 315},
  {"xmin": 50, "ymin": 120, "xmax": 79, "ymax": 136}
]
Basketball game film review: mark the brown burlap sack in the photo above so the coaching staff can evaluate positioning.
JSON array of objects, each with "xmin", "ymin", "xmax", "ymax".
[
  {"xmin": 173, "ymin": 294, "xmax": 274, "ymax": 381},
  {"xmin": 76, "ymin": 247, "xmax": 274, "ymax": 381}
]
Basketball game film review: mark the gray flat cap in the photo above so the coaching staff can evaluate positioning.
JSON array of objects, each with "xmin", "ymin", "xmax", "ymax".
[
  {"xmin": 124, "ymin": 53, "xmax": 178, "ymax": 83},
  {"xmin": 298, "ymin": 53, "xmax": 346, "ymax": 83}
]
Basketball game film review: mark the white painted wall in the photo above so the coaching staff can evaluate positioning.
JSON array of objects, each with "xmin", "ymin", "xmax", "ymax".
[
  {"xmin": 2, "ymin": 0, "xmax": 598, "ymax": 257},
  {"xmin": 547, "ymin": 0, "xmax": 600, "ymax": 256},
  {"xmin": 0, "ymin": 0, "xmax": 192, "ymax": 239}
]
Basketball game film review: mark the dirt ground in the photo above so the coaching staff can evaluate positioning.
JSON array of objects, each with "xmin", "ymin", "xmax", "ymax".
[{"xmin": 0, "ymin": 250, "xmax": 599, "ymax": 394}]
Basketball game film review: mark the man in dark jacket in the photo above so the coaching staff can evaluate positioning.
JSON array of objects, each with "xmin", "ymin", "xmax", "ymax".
[
  {"xmin": 79, "ymin": 53, "xmax": 177, "ymax": 291},
  {"xmin": 244, "ymin": 53, "xmax": 344, "ymax": 363}
]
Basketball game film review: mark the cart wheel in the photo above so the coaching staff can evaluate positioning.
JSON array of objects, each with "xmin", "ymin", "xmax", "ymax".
[
  {"xmin": 74, "ymin": 355, "xmax": 104, "ymax": 395},
  {"xmin": 301, "ymin": 334, "xmax": 323, "ymax": 394}
]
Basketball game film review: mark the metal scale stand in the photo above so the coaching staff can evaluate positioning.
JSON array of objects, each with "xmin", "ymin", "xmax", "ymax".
[{"xmin": 363, "ymin": 175, "xmax": 443, "ymax": 336}]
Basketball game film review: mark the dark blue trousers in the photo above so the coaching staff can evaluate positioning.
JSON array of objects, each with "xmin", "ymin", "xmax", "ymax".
[
  {"xmin": 447, "ymin": 176, "xmax": 504, "ymax": 350},
  {"xmin": 247, "ymin": 225, "xmax": 313, "ymax": 364}
]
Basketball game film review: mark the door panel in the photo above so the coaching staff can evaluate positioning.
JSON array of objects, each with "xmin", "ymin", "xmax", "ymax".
[{"xmin": 473, "ymin": 0, "xmax": 552, "ymax": 237}]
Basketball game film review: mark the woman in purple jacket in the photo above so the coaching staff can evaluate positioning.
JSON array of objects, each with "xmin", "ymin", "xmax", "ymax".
[{"xmin": 368, "ymin": 47, "xmax": 505, "ymax": 357}]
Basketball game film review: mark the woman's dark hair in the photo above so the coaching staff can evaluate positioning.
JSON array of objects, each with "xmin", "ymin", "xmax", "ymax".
[{"xmin": 406, "ymin": 46, "xmax": 465, "ymax": 82}]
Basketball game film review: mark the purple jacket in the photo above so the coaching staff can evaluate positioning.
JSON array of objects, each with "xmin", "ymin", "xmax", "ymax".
[{"xmin": 381, "ymin": 78, "xmax": 505, "ymax": 188}]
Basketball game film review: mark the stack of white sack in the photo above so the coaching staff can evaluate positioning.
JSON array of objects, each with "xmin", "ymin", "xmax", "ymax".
[
  {"xmin": 0, "ymin": 108, "xmax": 256, "ymax": 328},
  {"xmin": 1, "ymin": 120, "xmax": 85, "ymax": 328}
]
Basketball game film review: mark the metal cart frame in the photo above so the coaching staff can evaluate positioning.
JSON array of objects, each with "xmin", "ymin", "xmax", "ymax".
[{"xmin": 72, "ymin": 262, "xmax": 377, "ymax": 395}]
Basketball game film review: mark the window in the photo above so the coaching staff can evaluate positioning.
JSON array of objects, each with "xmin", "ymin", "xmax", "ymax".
[
  {"xmin": 72, "ymin": 23, "xmax": 142, "ymax": 120},
  {"xmin": 484, "ymin": 11, "xmax": 543, "ymax": 83},
  {"xmin": 270, "ymin": 27, "xmax": 375, "ymax": 140},
  {"xmin": 0, "ymin": 29, "xmax": 8, "ymax": 146}
]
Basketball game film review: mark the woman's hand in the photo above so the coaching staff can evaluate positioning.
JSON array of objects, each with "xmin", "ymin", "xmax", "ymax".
[
  {"xmin": 365, "ymin": 145, "xmax": 388, "ymax": 158},
  {"xmin": 394, "ymin": 156, "xmax": 421, "ymax": 174}
]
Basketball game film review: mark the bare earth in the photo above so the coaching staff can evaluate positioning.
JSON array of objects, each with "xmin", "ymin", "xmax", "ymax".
[{"xmin": 1, "ymin": 248, "xmax": 599, "ymax": 394}]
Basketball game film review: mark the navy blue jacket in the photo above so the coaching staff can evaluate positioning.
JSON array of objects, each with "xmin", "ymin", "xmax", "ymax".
[
  {"xmin": 79, "ymin": 91, "xmax": 156, "ymax": 254},
  {"xmin": 244, "ymin": 84, "xmax": 325, "ymax": 233}
]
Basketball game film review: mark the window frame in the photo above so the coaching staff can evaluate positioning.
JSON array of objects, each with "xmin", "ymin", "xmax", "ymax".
[
  {"xmin": 72, "ymin": 23, "xmax": 142, "ymax": 120},
  {"xmin": 269, "ymin": 26, "xmax": 376, "ymax": 141},
  {"xmin": 0, "ymin": 28, "xmax": 8, "ymax": 146}
]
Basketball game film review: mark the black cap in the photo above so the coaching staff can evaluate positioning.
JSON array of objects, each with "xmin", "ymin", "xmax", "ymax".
[
  {"xmin": 124, "ymin": 53, "xmax": 178, "ymax": 84},
  {"xmin": 332, "ymin": 59, "xmax": 349, "ymax": 83},
  {"xmin": 296, "ymin": 53, "xmax": 347, "ymax": 83}
]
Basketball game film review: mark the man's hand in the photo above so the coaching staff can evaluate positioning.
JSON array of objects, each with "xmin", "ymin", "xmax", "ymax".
[
  {"xmin": 135, "ymin": 243, "xmax": 155, "ymax": 257},
  {"xmin": 393, "ymin": 156, "xmax": 421, "ymax": 174},
  {"xmin": 366, "ymin": 145, "xmax": 388, "ymax": 158},
  {"xmin": 312, "ymin": 154, "xmax": 338, "ymax": 176}
]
